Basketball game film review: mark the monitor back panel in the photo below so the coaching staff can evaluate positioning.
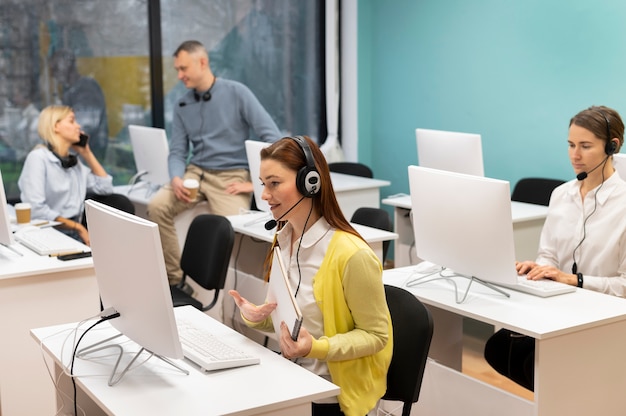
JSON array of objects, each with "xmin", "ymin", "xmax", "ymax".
[
  {"xmin": 408, "ymin": 165, "xmax": 518, "ymax": 286},
  {"xmin": 245, "ymin": 140, "xmax": 271, "ymax": 212},
  {"xmin": 416, "ymin": 128, "xmax": 485, "ymax": 177},
  {"xmin": 129, "ymin": 125, "xmax": 170, "ymax": 186}
]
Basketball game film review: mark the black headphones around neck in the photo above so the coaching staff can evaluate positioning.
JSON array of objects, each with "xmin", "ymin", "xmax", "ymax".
[
  {"xmin": 290, "ymin": 136, "xmax": 321, "ymax": 197},
  {"xmin": 193, "ymin": 90, "xmax": 212, "ymax": 102},
  {"xmin": 47, "ymin": 143, "xmax": 77, "ymax": 169},
  {"xmin": 193, "ymin": 76, "xmax": 217, "ymax": 102}
]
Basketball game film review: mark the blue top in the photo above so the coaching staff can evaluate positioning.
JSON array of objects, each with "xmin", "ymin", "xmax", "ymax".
[
  {"xmin": 18, "ymin": 146, "xmax": 113, "ymax": 221},
  {"xmin": 169, "ymin": 78, "xmax": 281, "ymax": 179}
]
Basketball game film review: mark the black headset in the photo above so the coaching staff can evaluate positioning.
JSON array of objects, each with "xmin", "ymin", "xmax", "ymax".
[
  {"xmin": 193, "ymin": 90, "xmax": 211, "ymax": 102},
  {"xmin": 47, "ymin": 143, "xmax": 77, "ymax": 168},
  {"xmin": 290, "ymin": 136, "xmax": 321, "ymax": 197},
  {"xmin": 193, "ymin": 76, "xmax": 217, "ymax": 102},
  {"xmin": 597, "ymin": 109, "xmax": 618, "ymax": 155}
]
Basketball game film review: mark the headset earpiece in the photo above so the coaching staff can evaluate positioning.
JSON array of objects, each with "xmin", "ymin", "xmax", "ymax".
[
  {"xmin": 193, "ymin": 90, "xmax": 211, "ymax": 102},
  {"xmin": 606, "ymin": 139, "xmax": 618, "ymax": 156},
  {"xmin": 596, "ymin": 109, "xmax": 617, "ymax": 155},
  {"xmin": 290, "ymin": 136, "xmax": 321, "ymax": 197}
]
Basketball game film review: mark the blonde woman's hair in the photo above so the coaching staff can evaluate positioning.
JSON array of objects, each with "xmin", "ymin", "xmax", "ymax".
[{"xmin": 37, "ymin": 105, "xmax": 73, "ymax": 151}]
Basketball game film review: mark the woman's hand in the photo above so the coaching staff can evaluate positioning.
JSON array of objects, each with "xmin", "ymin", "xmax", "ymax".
[
  {"xmin": 524, "ymin": 264, "xmax": 577, "ymax": 286},
  {"xmin": 76, "ymin": 222, "xmax": 90, "ymax": 246},
  {"xmin": 228, "ymin": 290, "xmax": 276, "ymax": 323},
  {"xmin": 515, "ymin": 260, "xmax": 537, "ymax": 275},
  {"xmin": 279, "ymin": 323, "xmax": 312, "ymax": 360}
]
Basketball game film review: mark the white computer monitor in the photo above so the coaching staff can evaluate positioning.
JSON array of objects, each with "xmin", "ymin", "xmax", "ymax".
[
  {"xmin": 408, "ymin": 165, "xmax": 517, "ymax": 286},
  {"xmin": 84, "ymin": 199, "xmax": 183, "ymax": 360},
  {"xmin": 128, "ymin": 125, "xmax": 171, "ymax": 187},
  {"xmin": 245, "ymin": 140, "xmax": 271, "ymax": 212},
  {"xmin": 0, "ymin": 168, "xmax": 16, "ymax": 248},
  {"xmin": 613, "ymin": 153, "xmax": 626, "ymax": 180},
  {"xmin": 416, "ymin": 128, "xmax": 484, "ymax": 176}
]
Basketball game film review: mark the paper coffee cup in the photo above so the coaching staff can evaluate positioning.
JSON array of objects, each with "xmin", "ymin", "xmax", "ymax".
[
  {"xmin": 183, "ymin": 178, "xmax": 199, "ymax": 200},
  {"xmin": 15, "ymin": 202, "xmax": 31, "ymax": 224}
]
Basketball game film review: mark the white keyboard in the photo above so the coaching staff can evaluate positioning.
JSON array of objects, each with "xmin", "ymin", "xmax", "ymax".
[
  {"xmin": 177, "ymin": 318, "xmax": 260, "ymax": 372},
  {"xmin": 504, "ymin": 275, "xmax": 577, "ymax": 297},
  {"xmin": 14, "ymin": 226, "xmax": 87, "ymax": 256}
]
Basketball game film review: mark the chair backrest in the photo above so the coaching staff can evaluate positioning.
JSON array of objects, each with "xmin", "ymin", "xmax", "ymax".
[
  {"xmin": 383, "ymin": 285, "xmax": 434, "ymax": 416},
  {"xmin": 350, "ymin": 207, "xmax": 393, "ymax": 263},
  {"xmin": 511, "ymin": 177, "xmax": 565, "ymax": 206},
  {"xmin": 180, "ymin": 214, "xmax": 235, "ymax": 293},
  {"xmin": 328, "ymin": 162, "xmax": 373, "ymax": 178}
]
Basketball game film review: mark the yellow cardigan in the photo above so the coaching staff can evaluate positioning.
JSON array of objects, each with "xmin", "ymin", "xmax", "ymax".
[{"xmin": 247, "ymin": 230, "xmax": 393, "ymax": 416}]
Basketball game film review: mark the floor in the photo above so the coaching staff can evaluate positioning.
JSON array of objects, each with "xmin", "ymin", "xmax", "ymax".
[{"xmin": 461, "ymin": 318, "xmax": 534, "ymax": 401}]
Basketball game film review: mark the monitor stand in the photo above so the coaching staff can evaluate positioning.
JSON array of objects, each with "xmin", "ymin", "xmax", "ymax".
[
  {"xmin": 76, "ymin": 333, "xmax": 189, "ymax": 386},
  {"xmin": 406, "ymin": 267, "xmax": 510, "ymax": 304},
  {"xmin": 1, "ymin": 243, "xmax": 23, "ymax": 257}
]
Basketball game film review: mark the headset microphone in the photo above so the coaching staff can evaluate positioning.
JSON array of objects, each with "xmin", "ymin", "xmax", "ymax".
[
  {"xmin": 264, "ymin": 196, "xmax": 306, "ymax": 230},
  {"xmin": 576, "ymin": 154, "xmax": 610, "ymax": 180}
]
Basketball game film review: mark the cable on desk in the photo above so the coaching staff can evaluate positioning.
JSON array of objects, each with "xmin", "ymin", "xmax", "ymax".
[{"xmin": 70, "ymin": 312, "xmax": 120, "ymax": 416}]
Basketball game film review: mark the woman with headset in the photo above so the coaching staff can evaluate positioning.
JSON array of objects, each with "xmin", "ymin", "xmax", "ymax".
[
  {"xmin": 18, "ymin": 105, "xmax": 126, "ymax": 245},
  {"xmin": 229, "ymin": 136, "xmax": 392, "ymax": 416},
  {"xmin": 485, "ymin": 105, "xmax": 626, "ymax": 391}
]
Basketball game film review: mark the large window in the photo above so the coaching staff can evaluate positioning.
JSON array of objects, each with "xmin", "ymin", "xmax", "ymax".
[{"xmin": 0, "ymin": 0, "xmax": 323, "ymax": 200}]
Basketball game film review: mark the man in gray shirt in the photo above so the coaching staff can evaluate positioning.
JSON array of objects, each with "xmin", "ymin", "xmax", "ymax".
[{"xmin": 148, "ymin": 40, "xmax": 280, "ymax": 285}]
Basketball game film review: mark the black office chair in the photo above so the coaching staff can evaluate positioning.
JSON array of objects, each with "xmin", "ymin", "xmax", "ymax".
[
  {"xmin": 350, "ymin": 207, "xmax": 393, "ymax": 263},
  {"xmin": 511, "ymin": 177, "xmax": 565, "ymax": 206},
  {"xmin": 328, "ymin": 161, "xmax": 373, "ymax": 178},
  {"xmin": 83, "ymin": 192, "xmax": 135, "ymax": 227},
  {"xmin": 382, "ymin": 285, "xmax": 434, "ymax": 416},
  {"xmin": 171, "ymin": 214, "xmax": 235, "ymax": 311}
]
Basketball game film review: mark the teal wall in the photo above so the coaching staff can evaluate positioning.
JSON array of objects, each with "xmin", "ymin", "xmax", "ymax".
[{"xmin": 358, "ymin": 0, "xmax": 626, "ymax": 199}]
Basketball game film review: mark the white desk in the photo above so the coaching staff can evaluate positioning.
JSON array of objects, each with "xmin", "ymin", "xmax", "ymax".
[
  {"xmin": 114, "ymin": 172, "xmax": 390, "ymax": 244},
  {"xmin": 382, "ymin": 265, "xmax": 626, "ymax": 416},
  {"xmin": 30, "ymin": 305, "xmax": 339, "ymax": 416},
  {"xmin": 382, "ymin": 195, "xmax": 548, "ymax": 267},
  {"xmin": 226, "ymin": 211, "xmax": 398, "ymax": 263},
  {"xmin": 0, "ymin": 241, "xmax": 99, "ymax": 416},
  {"xmin": 328, "ymin": 172, "xmax": 390, "ymax": 219}
]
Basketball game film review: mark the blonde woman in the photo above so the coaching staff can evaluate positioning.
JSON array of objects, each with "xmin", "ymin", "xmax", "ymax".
[{"xmin": 18, "ymin": 105, "xmax": 130, "ymax": 245}]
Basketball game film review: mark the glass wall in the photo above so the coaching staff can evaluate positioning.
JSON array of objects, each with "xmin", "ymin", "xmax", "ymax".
[
  {"xmin": 160, "ymin": 0, "xmax": 323, "ymax": 144},
  {"xmin": 0, "ymin": 0, "xmax": 151, "ymax": 198},
  {"xmin": 0, "ymin": 0, "xmax": 322, "ymax": 201}
]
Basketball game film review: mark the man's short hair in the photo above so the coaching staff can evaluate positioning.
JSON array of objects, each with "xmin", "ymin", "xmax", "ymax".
[{"xmin": 173, "ymin": 40, "xmax": 206, "ymax": 57}]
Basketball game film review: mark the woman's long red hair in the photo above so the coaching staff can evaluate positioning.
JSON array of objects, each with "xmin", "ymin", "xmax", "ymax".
[{"xmin": 260, "ymin": 136, "xmax": 363, "ymax": 280}]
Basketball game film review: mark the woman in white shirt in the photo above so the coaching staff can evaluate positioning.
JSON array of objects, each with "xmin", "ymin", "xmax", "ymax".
[
  {"xmin": 18, "ymin": 105, "xmax": 129, "ymax": 245},
  {"xmin": 485, "ymin": 105, "xmax": 626, "ymax": 391}
]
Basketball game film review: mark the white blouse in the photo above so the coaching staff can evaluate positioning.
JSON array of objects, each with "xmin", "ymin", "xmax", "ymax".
[{"xmin": 536, "ymin": 171, "xmax": 626, "ymax": 297}]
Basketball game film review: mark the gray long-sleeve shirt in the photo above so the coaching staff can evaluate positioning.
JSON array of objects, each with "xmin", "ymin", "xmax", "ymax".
[{"xmin": 168, "ymin": 78, "xmax": 281, "ymax": 179}]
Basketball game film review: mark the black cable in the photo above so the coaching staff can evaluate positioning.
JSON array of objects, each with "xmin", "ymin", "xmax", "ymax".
[
  {"xmin": 572, "ymin": 157, "xmax": 609, "ymax": 273},
  {"xmin": 294, "ymin": 202, "xmax": 314, "ymax": 298},
  {"xmin": 70, "ymin": 313, "xmax": 120, "ymax": 416}
]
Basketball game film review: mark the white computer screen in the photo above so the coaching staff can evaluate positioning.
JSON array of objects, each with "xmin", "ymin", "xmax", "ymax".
[
  {"xmin": 0, "ymin": 168, "xmax": 15, "ymax": 247},
  {"xmin": 84, "ymin": 199, "xmax": 183, "ymax": 359},
  {"xmin": 416, "ymin": 128, "xmax": 484, "ymax": 176},
  {"xmin": 408, "ymin": 165, "xmax": 518, "ymax": 286},
  {"xmin": 245, "ymin": 140, "xmax": 271, "ymax": 212},
  {"xmin": 128, "ymin": 125, "xmax": 171, "ymax": 186}
]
